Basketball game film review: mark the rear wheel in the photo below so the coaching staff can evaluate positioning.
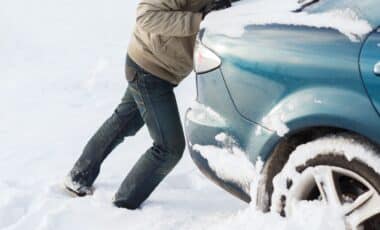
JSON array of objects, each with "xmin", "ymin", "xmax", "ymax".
[{"xmin": 270, "ymin": 135, "xmax": 380, "ymax": 230}]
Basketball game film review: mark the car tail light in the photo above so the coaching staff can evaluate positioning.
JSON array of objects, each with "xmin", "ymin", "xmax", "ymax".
[{"xmin": 193, "ymin": 39, "xmax": 221, "ymax": 74}]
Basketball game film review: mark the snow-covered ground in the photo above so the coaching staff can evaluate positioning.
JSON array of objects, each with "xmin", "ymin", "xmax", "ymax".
[{"xmin": 0, "ymin": 0, "xmax": 372, "ymax": 229}]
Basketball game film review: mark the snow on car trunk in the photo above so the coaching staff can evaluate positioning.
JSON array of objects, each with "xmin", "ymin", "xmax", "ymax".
[{"xmin": 201, "ymin": 0, "xmax": 372, "ymax": 42}]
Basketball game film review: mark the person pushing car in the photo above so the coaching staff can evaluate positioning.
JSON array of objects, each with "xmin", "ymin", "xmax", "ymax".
[{"xmin": 64, "ymin": 0, "xmax": 232, "ymax": 209}]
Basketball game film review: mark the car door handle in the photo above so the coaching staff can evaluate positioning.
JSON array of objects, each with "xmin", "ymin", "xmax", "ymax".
[{"xmin": 374, "ymin": 61, "xmax": 380, "ymax": 76}]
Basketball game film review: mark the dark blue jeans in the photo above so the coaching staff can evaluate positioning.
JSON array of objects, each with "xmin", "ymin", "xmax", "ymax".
[{"xmin": 69, "ymin": 56, "xmax": 185, "ymax": 209}]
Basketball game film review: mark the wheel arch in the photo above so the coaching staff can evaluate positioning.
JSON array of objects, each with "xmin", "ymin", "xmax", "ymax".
[
  {"xmin": 257, "ymin": 86, "xmax": 380, "ymax": 148},
  {"xmin": 256, "ymin": 125, "xmax": 380, "ymax": 212}
]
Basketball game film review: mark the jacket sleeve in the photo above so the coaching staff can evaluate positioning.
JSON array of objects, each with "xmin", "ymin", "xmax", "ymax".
[{"xmin": 136, "ymin": 1, "xmax": 203, "ymax": 37}]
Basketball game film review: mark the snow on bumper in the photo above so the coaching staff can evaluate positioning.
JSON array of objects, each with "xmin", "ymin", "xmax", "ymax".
[
  {"xmin": 185, "ymin": 101, "xmax": 227, "ymax": 128},
  {"xmin": 185, "ymin": 105, "xmax": 260, "ymax": 202}
]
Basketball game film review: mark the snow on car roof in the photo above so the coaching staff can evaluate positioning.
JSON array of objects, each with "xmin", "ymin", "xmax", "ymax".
[{"xmin": 201, "ymin": 0, "xmax": 372, "ymax": 42}]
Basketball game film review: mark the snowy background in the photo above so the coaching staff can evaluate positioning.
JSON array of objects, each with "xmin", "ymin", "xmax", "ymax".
[
  {"xmin": 0, "ymin": 0, "xmax": 357, "ymax": 229},
  {"xmin": 0, "ymin": 0, "xmax": 247, "ymax": 229}
]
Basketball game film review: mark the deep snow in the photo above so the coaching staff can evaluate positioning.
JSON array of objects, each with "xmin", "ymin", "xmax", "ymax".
[{"xmin": 0, "ymin": 0, "xmax": 375, "ymax": 229}]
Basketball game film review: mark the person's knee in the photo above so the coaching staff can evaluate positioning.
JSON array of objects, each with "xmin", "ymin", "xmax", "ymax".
[
  {"xmin": 114, "ymin": 109, "xmax": 143, "ymax": 137},
  {"xmin": 151, "ymin": 133, "xmax": 185, "ymax": 163},
  {"xmin": 167, "ymin": 135, "xmax": 185, "ymax": 159}
]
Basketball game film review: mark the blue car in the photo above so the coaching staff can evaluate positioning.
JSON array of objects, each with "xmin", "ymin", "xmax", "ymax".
[{"xmin": 185, "ymin": 0, "xmax": 380, "ymax": 228}]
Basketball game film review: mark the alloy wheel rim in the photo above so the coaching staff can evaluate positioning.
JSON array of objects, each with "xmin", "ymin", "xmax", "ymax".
[{"xmin": 285, "ymin": 165, "xmax": 380, "ymax": 230}]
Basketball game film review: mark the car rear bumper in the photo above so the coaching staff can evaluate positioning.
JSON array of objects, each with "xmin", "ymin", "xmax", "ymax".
[
  {"xmin": 185, "ymin": 106, "xmax": 252, "ymax": 203},
  {"xmin": 184, "ymin": 69, "xmax": 279, "ymax": 203}
]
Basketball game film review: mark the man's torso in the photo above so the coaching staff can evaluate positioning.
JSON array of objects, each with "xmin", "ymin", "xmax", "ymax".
[{"xmin": 127, "ymin": 0, "xmax": 211, "ymax": 85}]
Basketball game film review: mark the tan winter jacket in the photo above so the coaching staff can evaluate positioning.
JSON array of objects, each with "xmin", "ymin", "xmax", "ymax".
[{"xmin": 127, "ymin": 0, "xmax": 212, "ymax": 85}]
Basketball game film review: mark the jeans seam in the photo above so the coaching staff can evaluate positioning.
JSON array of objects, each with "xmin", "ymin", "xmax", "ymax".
[
  {"xmin": 138, "ymin": 77, "xmax": 166, "ymax": 147},
  {"xmin": 131, "ymin": 78, "xmax": 147, "ymax": 117}
]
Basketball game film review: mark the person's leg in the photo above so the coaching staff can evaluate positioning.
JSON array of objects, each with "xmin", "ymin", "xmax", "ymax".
[
  {"xmin": 68, "ymin": 86, "xmax": 145, "ymax": 190},
  {"xmin": 113, "ymin": 72, "xmax": 185, "ymax": 209}
]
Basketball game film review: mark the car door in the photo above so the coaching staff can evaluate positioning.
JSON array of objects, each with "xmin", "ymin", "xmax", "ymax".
[{"xmin": 360, "ymin": 28, "xmax": 380, "ymax": 116}]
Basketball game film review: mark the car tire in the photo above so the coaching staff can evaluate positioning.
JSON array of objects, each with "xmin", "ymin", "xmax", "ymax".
[{"xmin": 270, "ymin": 134, "xmax": 380, "ymax": 230}]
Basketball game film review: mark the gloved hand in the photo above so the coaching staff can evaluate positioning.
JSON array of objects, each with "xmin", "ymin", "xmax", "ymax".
[{"xmin": 201, "ymin": 0, "xmax": 232, "ymax": 19}]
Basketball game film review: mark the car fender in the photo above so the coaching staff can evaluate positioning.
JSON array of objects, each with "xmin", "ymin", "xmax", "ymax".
[{"xmin": 260, "ymin": 87, "xmax": 380, "ymax": 144}]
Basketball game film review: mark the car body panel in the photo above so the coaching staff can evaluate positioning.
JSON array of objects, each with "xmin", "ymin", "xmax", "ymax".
[
  {"xmin": 185, "ymin": 69, "xmax": 279, "ymax": 201},
  {"xmin": 360, "ymin": 28, "xmax": 380, "ymax": 116},
  {"xmin": 194, "ymin": 69, "xmax": 284, "ymax": 162},
  {"xmin": 185, "ymin": 5, "xmax": 380, "ymax": 203},
  {"xmin": 203, "ymin": 24, "xmax": 380, "ymax": 144}
]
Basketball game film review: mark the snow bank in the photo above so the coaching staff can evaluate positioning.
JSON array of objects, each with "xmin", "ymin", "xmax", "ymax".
[
  {"xmin": 202, "ymin": 0, "xmax": 372, "ymax": 42},
  {"xmin": 209, "ymin": 200, "xmax": 345, "ymax": 230}
]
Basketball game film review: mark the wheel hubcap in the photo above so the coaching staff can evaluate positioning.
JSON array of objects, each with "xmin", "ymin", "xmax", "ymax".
[{"xmin": 286, "ymin": 166, "xmax": 380, "ymax": 230}]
